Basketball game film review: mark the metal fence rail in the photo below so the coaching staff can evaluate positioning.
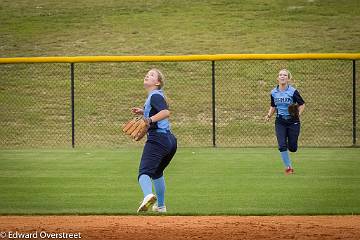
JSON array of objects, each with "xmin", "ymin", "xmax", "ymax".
[{"xmin": 0, "ymin": 54, "xmax": 359, "ymax": 148}]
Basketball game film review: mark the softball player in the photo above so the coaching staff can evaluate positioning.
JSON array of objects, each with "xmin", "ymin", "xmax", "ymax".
[
  {"xmin": 265, "ymin": 69, "xmax": 305, "ymax": 174},
  {"xmin": 132, "ymin": 68, "xmax": 177, "ymax": 213}
]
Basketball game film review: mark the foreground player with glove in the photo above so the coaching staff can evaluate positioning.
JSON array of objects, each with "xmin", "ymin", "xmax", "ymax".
[{"xmin": 124, "ymin": 68, "xmax": 177, "ymax": 213}]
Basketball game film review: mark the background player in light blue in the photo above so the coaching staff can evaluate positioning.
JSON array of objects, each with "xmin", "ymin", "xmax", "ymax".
[
  {"xmin": 265, "ymin": 69, "xmax": 305, "ymax": 174},
  {"xmin": 132, "ymin": 68, "xmax": 177, "ymax": 213}
]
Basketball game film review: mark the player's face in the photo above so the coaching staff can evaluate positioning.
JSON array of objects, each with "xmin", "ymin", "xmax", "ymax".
[
  {"xmin": 278, "ymin": 70, "xmax": 289, "ymax": 85},
  {"xmin": 144, "ymin": 70, "xmax": 160, "ymax": 90}
]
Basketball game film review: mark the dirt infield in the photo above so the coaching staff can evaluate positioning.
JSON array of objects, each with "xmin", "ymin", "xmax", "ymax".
[{"xmin": 0, "ymin": 216, "xmax": 359, "ymax": 240}]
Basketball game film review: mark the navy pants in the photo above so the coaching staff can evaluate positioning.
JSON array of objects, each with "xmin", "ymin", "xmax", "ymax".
[
  {"xmin": 139, "ymin": 130, "xmax": 177, "ymax": 180},
  {"xmin": 275, "ymin": 118, "xmax": 301, "ymax": 152}
]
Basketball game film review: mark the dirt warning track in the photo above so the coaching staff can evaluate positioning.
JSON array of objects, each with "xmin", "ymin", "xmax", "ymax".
[{"xmin": 0, "ymin": 216, "xmax": 359, "ymax": 240}]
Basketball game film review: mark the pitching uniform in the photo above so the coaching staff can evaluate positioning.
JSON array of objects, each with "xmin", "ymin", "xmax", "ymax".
[
  {"xmin": 271, "ymin": 85, "xmax": 305, "ymax": 153},
  {"xmin": 139, "ymin": 89, "xmax": 177, "ymax": 180}
]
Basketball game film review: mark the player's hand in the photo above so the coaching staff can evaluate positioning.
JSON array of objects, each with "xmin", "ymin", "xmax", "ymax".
[
  {"xmin": 264, "ymin": 114, "xmax": 271, "ymax": 122},
  {"xmin": 131, "ymin": 107, "xmax": 144, "ymax": 115}
]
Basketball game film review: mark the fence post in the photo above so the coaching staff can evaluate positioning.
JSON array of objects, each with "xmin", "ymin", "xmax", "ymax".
[
  {"xmin": 211, "ymin": 61, "xmax": 216, "ymax": 147},
  {"xmin": 352, "ymin": 60, "xmax": 357, "ymax": 146},
  {"xmin": 71, "ymin": 63, "xmax": 75, "ymax": 148}
]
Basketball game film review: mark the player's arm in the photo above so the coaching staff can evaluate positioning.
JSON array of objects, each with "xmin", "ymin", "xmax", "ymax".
[
  {"xmin": 298, "ymin": 104, "xmax": 305, "ymax": 116},
  {"xmin": 150, "ymin": 109, "xmax": 170, "ymax": 122},
  {"xmin": 149, "ymin": 94, "xmax": 170, "ymax": 123},
  {"xmin": 265, "ymin": 107, "xmax": 276, "ymax": 121},
  {"xmin": 265, "ymin": 94, "xmax": 276, "ymax": 121}
]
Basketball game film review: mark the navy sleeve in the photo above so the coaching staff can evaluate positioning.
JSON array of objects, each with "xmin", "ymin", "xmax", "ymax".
[
  {"xmin": 293, "ymin": 90, "xmax": 305, "ymax": 105},
  {"xmin": 271, "ymin": 94, "xmax": 275, "ymax": 107},
  {"xmin": 150, "ymin": 94, "xmax": 168, "ymax": 112}
]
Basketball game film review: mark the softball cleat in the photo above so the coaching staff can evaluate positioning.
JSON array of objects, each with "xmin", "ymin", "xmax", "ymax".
[
  {"xmin": 152, "ymin": 203, "xmax": 167, "ymax": 213},
  {"xmin": 137, "ymin": 193, "xmax": 157, "ymax": 213},
  {"xmin": 285, "ymin": 167, "xmax": 294, "ymax": 175}
]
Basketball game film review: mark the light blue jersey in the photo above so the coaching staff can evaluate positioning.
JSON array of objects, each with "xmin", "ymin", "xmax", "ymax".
[
  {"xmin": 144, "ymin": 89, "xmax": 170, "ymax": 131},
  {"xmin": 271, "ymin": 85, "xmax": 305, "ymax": 117}
]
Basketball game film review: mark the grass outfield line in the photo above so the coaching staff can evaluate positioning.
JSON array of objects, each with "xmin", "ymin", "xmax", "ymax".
[{"xmin": 0, "ymin": 148, "xmax": 359, "ymax": 215}]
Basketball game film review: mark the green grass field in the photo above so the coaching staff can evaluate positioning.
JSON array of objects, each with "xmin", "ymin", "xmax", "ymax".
[{"xmin": 0, "ymin": 148, "xmax": 359, "ymax": 215}]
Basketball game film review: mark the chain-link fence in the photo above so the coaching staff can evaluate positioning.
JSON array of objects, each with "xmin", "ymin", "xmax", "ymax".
[{"xmin": 0, "ymin": 57, "xmax": 358, "ymax": 148}]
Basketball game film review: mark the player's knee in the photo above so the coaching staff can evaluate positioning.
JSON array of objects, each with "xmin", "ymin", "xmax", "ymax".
[
  {"xmin": 138, "ymin": 172, "xmax": 152, "ymax": 181},
  {"xmin": 152, "ymin": 173, "xmax": 163, "ymax": 180},
  {"xmin": 288, "ymin": 146, "xmax": 298, "ymax": 152},
  {"xmin": 278, "ymin": 147, "xmax": 287, "ymax": 152},
  {"xmin": 137, "ymin": 173, "xmax": 144, "ymax": 181}
]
